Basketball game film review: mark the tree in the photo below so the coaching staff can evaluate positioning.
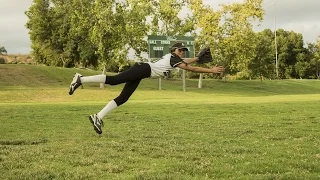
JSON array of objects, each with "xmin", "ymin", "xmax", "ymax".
[
  {"xmin": 189, "ymin": 0, "xmax": 264, "ymax": 79},
  {"xmin": 306, "ymin": 36, "xmax": 320, "ymax": 79},
  {"xmin": 0, "ymin": 46, "xmax": 7, "ymax": 55},
  {"xmin": 25, "ymin": 0, "xmax": 53, "ymax": 65},
  {"xmin": 249, "ymin": 29, "xmax": 275, "ymax": 80},
  {"xmin": 26, "ymin": 0, "xmax": 272, "ymax": 78},
  {"xmin": 149, "ymin": 0, "xmax": 193, "ymax": 36},
  {"xmin": 69, "ymin": 0, "xmax": 99, "ymax": 68},
  {"xmin": 276, "ymin": 29, "xmax": 307, "ymax": 78},
  {"xmin": 314, "ymin": 36, "xmax": 320, "ymax": 79},
  {"xmin": 126, "ymin": 0, "xmax": 154, "ymax": 60}
]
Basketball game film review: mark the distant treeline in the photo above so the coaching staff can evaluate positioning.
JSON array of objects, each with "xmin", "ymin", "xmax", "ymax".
[{"xmin": 25, "ymin": 0, "xmax": 320, "ymax": 79}]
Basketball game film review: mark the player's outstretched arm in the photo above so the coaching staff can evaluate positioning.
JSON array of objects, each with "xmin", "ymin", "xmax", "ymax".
[
  {"xmin": 177, "ymin": 63, "xmax": 224, "ymax": 74},
  {"xmin": 182, "ymin": 57, "xmax": 199, "ymax": 64}
]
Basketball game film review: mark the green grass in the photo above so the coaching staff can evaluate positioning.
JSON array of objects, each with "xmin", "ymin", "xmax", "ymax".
[{"xmin": 0, "ymin": 64, "xmax": 319, "ymax": 179}]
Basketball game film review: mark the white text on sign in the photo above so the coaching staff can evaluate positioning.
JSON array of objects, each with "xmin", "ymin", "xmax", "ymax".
[{"xmin": 153, "ymin": 47, "xmax": 164, "ymax": 51}]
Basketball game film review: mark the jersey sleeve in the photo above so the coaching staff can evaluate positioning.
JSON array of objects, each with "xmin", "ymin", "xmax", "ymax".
[{"xmin": 170, "ymin": 54, "xmax": 185, "ymax": 68}]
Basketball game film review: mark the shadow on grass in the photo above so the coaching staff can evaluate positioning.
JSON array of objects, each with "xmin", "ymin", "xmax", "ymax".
[{"xmin": 0, "ymin": 138, "xmax": 48, "ymax": 145}]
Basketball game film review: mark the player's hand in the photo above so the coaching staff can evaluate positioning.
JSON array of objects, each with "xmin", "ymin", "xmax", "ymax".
[{"xmin": 211, "ymin": 66, "xmax": 225, "ymax": 74}]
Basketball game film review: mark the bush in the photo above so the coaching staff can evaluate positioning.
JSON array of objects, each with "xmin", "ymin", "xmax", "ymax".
[
  {"xmin": 0, "ymin": 57, "xmax": 6, "ymax": 64},
  {"xmin": 7, "ymin": 61, "xmax": 18, "ymax": 64}
]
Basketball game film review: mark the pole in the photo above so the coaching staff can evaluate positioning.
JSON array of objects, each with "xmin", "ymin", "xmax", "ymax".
[
  {"xmin": 198, "ymin": 73, "xmax": 203, "ymax": 88},
  {"xmin": 274, "ymin": 2, "xmax": 279, "ymax": 78},
  {"xmin": 158, "ymin": 78, "xmax": 162, "ymax": 90},
  {"xmin": 100, "ymin": 66, "xmax": 106, "ymax": 89},
  {"xmin": 182, "ymin": 70, "xmax": 186, "ymax": 92},
  {"xmin": 317, "ymin": 61, "xmax": 318, "ymax": 79}
]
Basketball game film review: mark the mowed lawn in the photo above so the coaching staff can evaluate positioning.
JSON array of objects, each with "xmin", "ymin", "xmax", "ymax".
[{"xmin": 0, "ymin": 65, "xmax": 319, "ymax": 179}]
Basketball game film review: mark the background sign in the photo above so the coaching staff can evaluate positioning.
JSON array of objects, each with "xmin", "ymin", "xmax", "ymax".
[{"xmin": 147, "ymin": 35, "xmax": 195, "ymax": 59}]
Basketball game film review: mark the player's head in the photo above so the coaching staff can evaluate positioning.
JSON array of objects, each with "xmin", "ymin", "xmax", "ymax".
[{"xmin": 170, "ymin": 42, "xmax": 188, "ymax": 58}]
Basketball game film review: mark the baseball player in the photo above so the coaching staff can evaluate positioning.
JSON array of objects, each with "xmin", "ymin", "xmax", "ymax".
[{"xmin": 69, "ymin": 42, "xmax": 224, "ymax": 134}]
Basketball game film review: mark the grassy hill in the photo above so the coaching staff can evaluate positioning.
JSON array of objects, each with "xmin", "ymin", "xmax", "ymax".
[
  {"xmin": 0, "ymin": 64, "xmax": 100, "ymax": 87},
  {"xmin": 1, "ymin": 64, "xmax": 320, "ymax": 96}
]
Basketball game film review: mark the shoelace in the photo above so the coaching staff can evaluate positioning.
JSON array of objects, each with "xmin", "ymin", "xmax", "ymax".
[
  {"xmin": 96, "ymin": 117, "xmax": 104, "ymax": 127},
  {"xmin": 99, "ymin": 119, "xmax": 104, "ymax": 127}
]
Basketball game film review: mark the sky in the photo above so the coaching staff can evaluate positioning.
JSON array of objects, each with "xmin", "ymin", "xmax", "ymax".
[{"xmin": 0, "ymin": 0, "xmax": 319, "ymax": 54}]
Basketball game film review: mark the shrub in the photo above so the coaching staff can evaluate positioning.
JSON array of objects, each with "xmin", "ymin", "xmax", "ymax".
[{"xmin": 0, "ymin": 57, "xmax": 6, "ymax": 64}]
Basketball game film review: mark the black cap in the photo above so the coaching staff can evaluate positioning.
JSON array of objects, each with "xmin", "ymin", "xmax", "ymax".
[{"xmin": 170, "ymin": 42, "xmax": 189, "ymax": 51}]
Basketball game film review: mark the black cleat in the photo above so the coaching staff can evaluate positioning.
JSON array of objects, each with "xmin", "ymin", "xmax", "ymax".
[{"xmin": 89, "ymin": 114, "xmax": 104, "ymax": 134}]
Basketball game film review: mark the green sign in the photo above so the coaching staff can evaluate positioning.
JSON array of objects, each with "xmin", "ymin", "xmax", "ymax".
[{"xmin": 147, "ymin": 35, "xmax": 195, "ymax": 59}]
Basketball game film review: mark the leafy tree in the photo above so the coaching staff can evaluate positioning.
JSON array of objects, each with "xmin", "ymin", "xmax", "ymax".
[
  {"xmin": 314, "ymin": 36, "xmax": 320, "ymax": 79},
  {"xmin": 249, "ymin": 29, "xmax": 275, "ymax": 80},
  {"xmin": 276, "ymin": 29, "xmax": 307, "ymax": 78},
  {"xmin": 189, "ymin": 0, "xmax": 264, "ymax": 78},
  {"xmin": 306, "ymin": 36, "xmax": 320, "ymax": 79},
  {"xmin": 49, "ymin": 0, "xmax": 76, "ymax": 67},
  {"xmin": 294, "ymin": 55, "xmax": 310, "ymax": 79},
  {"xmin": 25, "ymin": 0, "xmax": 318, "ymax": 80},
  {"xmin": 25, "ymin": 0, "xmax": 53, "ymax": 65},
  {"xmin": 0, "ymin": 46, "xmax": 7, "ymax": 55},
  {"xmin": 77, "ymin": 0, "xmax": 154, "ymax": 71},
  {"xmin": 150, "ymin": 0, "xmax": 192, "ymax": 36},
  {"xmin": 69, "ymin": 0, "xmax": 99, "ymax": 68},
  {"xmin": 126, "ymin": 0, "xmax": 154, "ymax": 60}
]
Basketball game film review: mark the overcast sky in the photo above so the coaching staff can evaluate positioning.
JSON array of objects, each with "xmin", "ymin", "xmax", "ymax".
[{"xmin": 0, "ymin": 0, "xmax": 319, "ymax": 54}]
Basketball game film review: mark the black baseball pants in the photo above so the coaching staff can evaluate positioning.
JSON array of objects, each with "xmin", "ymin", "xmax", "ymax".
[{"xmin": 105, "ymin": 62, "xmax": 151, "ymax": 106}]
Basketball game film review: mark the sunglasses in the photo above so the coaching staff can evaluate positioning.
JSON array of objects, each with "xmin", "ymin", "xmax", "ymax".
[{"xmin": 177, "ymin": 49, "xmax": 185, "ymax": 52}]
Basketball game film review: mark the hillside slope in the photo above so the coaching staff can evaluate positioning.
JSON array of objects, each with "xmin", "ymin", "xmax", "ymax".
[
  {"xmin": 0, "ymin": 64, "xmax": 103, "ymax": 87},
  {"xmin": 1, "ymin": 64, "xmax": 320, "ymax": 96}
]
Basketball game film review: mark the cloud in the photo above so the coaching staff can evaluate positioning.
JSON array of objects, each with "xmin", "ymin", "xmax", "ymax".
[
  {"xmin": 256, "ymin": 0, "xmax": 320, "ymax": 43},
  {"xmin": 0, "ymin": 0, "xmax": 32, "ymax": 54},
  {"xmin": 202, "ymin": 0, "xmax": 320, "ymax": 44}
]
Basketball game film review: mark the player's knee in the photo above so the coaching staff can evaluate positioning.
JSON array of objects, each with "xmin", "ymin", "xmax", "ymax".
[
  {"xmin": 114, "ymin": 96, "xmax": 129, "ymax": 106},
  {"xmin": 105, "ymin": 76, "xmax": 119, "ymax": 85}
]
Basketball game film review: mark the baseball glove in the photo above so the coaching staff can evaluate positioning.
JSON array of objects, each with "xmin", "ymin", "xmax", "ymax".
[{"xmin": 196, "ymin": 47, "xmax": 213, "ymax": 64}]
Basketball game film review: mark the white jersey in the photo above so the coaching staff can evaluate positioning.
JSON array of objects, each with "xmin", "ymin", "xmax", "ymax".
[{"xmin": 147, "ymin": 53, "xmax": 185, "ymax": 78}]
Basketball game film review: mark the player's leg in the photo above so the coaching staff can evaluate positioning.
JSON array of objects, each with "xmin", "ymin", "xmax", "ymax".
[
  {"xmin": 105, "ymin": 63, "xmax": 150, "ymax": 85},
  {"xmin": 89, "ymin": 79, "xmax": 142, "ymax": 134},
  {"xmin": 68, "ymin": 73, "xmax": 106, "ymax": 95},
  {"xmin": 69, "ymin": 63, "xmax": 150, "ymax": 95}
]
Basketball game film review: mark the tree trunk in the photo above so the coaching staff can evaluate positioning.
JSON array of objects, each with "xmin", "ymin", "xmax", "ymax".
[{"xmin": 60, "ymin": 54, "xmax": 66, "ymax": 68}]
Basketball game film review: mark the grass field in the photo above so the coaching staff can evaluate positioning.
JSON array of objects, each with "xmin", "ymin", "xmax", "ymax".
[{"xmin": 0, "ymin": 64, "xmax": 319, "ymax": 180}]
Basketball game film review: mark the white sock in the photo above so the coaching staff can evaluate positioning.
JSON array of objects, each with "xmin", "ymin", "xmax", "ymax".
[
  {"xmin": 80, "ymin": 75, "xmax": 106, "ymax": 83},
  {"xmin": 97, "ymin": 100, "xmax": 118, "ymax": 119}
]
